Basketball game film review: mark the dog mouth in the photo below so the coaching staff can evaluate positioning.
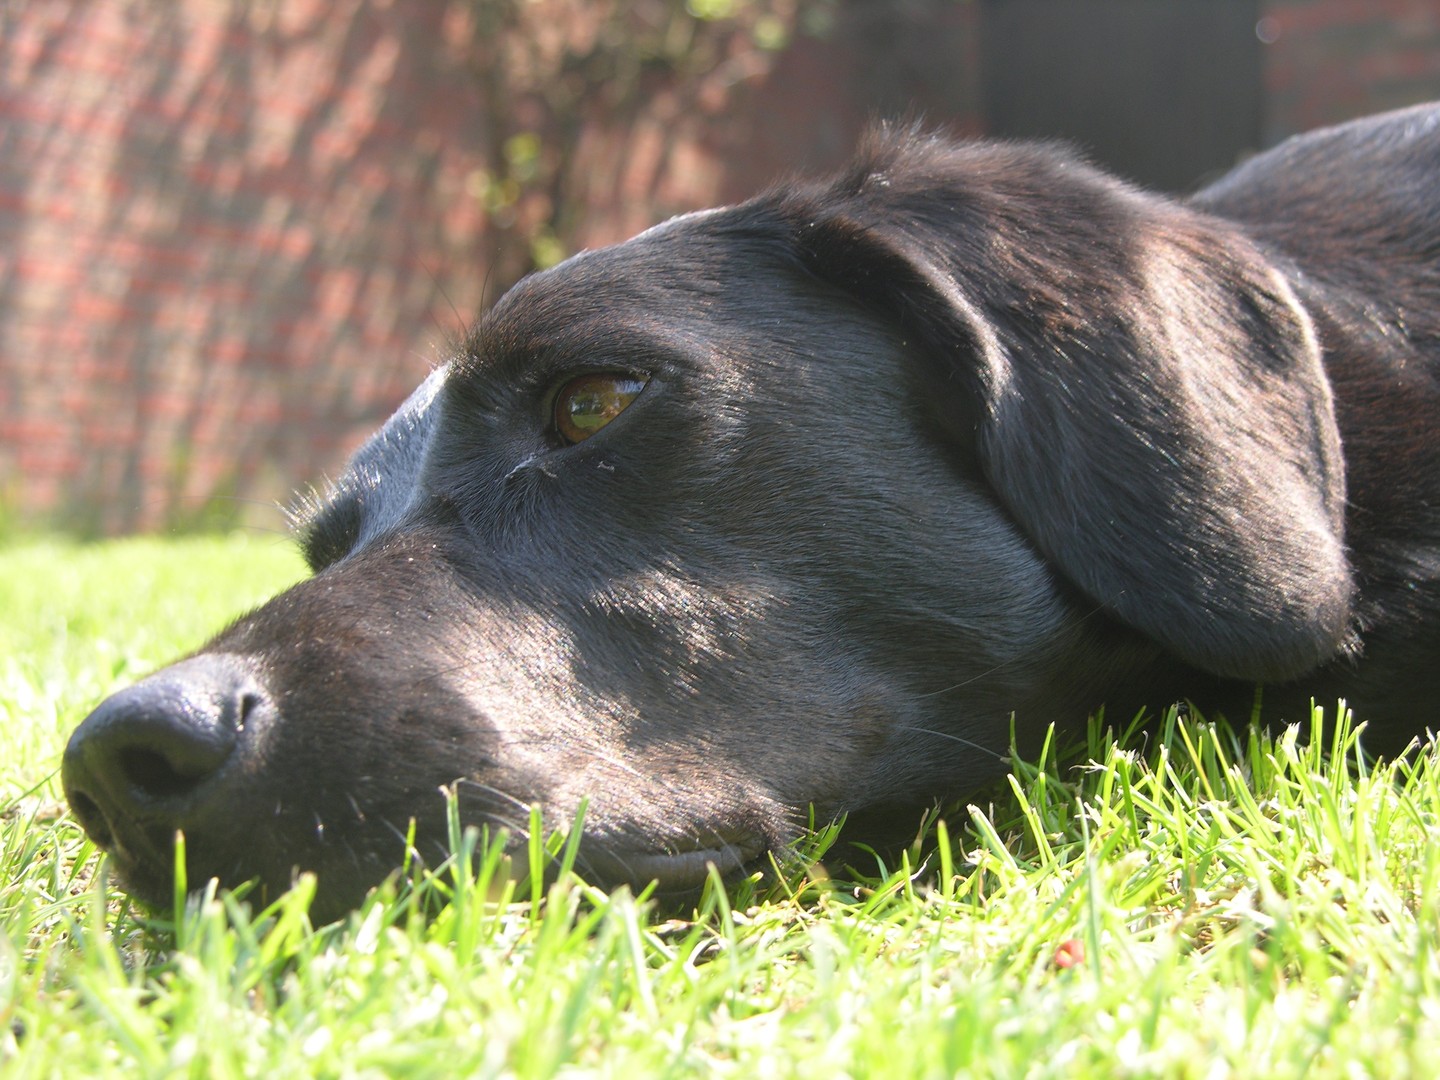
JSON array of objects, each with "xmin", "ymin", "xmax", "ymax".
[
  {"xmin": 579, "ymin": 833, "xmax": 768, "ymax": 891},
  {"xmin": 88, "ymin": 818, "xmax": 771, "ymax": 917}
]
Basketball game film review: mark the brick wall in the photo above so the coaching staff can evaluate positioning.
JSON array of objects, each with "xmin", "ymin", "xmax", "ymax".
[
  {"xmin": 1, "ymin": 1, "xmax": 507, "ymax": 531},
  {"xmin": 1, "ymin": 0, "xmax": 1437, "ymax": 534},
  {"xmin": 1263, "ymin": 0, "xmax": 1440, "ymax": 141}
]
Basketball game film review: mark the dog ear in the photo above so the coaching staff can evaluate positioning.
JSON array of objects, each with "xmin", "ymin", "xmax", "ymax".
[{"xmin": 780, "ymin": 131, "xmax": 1355, "ymax": 682}]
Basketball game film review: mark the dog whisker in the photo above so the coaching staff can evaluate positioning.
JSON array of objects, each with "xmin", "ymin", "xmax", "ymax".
[
  {"xmin": 892, "ymin": 725, "xmax": 1010, "ymax": 764},
  {"xmin": 452, "ymin": 778, "xmax": 534, "ymax": 818}
]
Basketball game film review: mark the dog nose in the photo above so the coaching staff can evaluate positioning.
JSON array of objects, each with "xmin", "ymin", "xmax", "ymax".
[{"xmin": 62, "ymin": 655, "xmax": 265, "ymax": 850}]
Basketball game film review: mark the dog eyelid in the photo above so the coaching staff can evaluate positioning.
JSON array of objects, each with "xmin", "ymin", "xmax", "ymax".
[{"xmin": 552, "ymin": 372, "xmax": 650, "ymax": 445}]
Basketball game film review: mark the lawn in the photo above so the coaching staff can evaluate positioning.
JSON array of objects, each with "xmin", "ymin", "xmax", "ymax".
[{"xmin": 2, "ymin": 533, "xmax": 1439, "ymax": 1077}]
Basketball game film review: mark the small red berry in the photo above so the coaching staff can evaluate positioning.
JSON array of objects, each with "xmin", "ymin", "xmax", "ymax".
[{"xmin": 1053, "ymin": 938, "xmax": 1085, "ymax": 968}]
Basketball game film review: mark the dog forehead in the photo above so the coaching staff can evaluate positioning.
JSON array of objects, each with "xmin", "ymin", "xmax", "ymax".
[{"xmin": 469, "ymin": 206, "xmax": 794, "ymax": 356}]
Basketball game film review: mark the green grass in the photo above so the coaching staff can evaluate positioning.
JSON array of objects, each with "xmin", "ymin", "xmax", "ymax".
[{"xmin": 3, "ymin": 534, "xmax": 1440, "ymax": 1077}]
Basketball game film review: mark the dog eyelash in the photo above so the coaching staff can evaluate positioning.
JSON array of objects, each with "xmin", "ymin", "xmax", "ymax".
[{"xmin": 551, "ymin": 372, "xmax": 650, "ymax": 445}]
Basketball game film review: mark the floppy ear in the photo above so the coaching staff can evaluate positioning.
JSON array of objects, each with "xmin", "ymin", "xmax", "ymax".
[{"xmin": 779, "ymin": 130, "xmax": 1355, "ymax": 683}]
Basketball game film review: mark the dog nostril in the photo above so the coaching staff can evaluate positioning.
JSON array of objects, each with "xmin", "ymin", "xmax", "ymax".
[
  {"xmin": 66, "ymin": 790, "xmax": 114, "ymax": 848},
  {"xmin": 118, "ymin": 746, "xmax": 213, "ymax": 800},
  {"xmin": 238, "ymin": 691, "xmax": 262, "ymax": 731}
]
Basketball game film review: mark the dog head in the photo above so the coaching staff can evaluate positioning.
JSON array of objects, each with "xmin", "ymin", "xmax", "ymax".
[{"xmin": 63, "ymin": 129, "xmax": 1353, "ymax": 919}]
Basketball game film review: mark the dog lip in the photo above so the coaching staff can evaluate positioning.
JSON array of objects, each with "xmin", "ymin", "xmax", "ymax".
[{"xmin": 583, "ymin": 835, "xmax": 765, "ymax": 890}]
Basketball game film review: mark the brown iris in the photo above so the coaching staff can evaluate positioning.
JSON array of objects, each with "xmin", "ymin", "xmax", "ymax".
[{"xmin": 552, "ymin": 373, "xmax": 649, "ymax": 445}]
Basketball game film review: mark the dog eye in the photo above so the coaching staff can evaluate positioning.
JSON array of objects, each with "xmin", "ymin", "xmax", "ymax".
[{"xmin": 552, "ymin": 373, "xmax": 649, "ymax": 445}]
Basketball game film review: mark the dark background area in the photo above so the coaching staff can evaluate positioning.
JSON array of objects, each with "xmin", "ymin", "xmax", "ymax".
[{"xmin": 982, "ymin": 0, "xmax": 1263, "ymax": 191}]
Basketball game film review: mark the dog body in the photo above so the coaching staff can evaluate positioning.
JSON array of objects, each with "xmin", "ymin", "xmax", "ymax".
[{"xmin": 64, "ymin": 105, "xmax": 1440, "ymax": 919}]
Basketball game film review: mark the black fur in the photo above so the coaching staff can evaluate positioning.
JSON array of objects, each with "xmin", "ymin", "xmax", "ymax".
[{"xmin": 64, "ymin": 105, "xmax": 1440, "ymax": 920}]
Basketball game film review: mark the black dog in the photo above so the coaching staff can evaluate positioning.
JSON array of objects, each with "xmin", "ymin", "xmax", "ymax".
[{"xmin": 64, "ymin": 105, "xmax": 1440, "ymax": 920}]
